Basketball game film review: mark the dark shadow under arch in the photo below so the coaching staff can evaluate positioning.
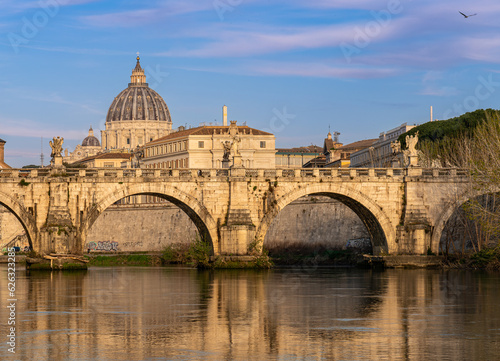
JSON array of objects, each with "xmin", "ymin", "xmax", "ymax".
[
  {"xmin": 0, "ymin": 201, "xmax": 35, "ymax": 250},
  {"xmin": 438, "ymin": 192, "xmax": 500, "ymax": 254}
]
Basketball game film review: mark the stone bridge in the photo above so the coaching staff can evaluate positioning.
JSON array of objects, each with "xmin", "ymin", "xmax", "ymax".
[{"xmin": 0, "ymin": 167, "xmax": 473, "ymax": 256}]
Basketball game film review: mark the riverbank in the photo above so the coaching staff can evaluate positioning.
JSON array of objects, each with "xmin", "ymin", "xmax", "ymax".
[
  {"xmin": 440, "ymin": 247, "xmax": 500, "ymax": 270},
  {"xmin": 86, "ymin": 253, "xmax": 162, "ymax": 266},
  {"xmin": 3, "ymin": 246, "xmax": 500, "ymax": 270}
]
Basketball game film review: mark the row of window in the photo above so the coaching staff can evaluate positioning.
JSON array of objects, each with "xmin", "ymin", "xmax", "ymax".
[
  {"xmin": 146, "ymin": 140, "xmax": 188, "ymax": 157},
  {"xmin": 146, "ymin": 139, "xmax": 268, "ymax": 157},
  {"xmin": 146, "ymin": 158, "xmax": 189, "ymax": 169},
  {"xmin": 197, "ymin": 140, "xmax": 266, "ymax": 149}
]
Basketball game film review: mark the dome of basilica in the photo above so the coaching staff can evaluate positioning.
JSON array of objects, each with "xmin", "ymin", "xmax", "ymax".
[
  {"xmin": 82, "ymin": 126, "xmax": 100, "ymax": 147},
  {"xmin": 106, "ymin": 56, "xmax": 172, "ymax": 124}
]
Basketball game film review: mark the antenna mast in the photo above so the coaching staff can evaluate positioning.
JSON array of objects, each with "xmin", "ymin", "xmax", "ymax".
[{"xmin": 40, "ymin": 137, "xmax": 44, "ymax": 167}]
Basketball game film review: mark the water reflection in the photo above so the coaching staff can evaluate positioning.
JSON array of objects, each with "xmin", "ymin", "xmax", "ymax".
[{"xmin": 1, "ymin": 267, "xmax": 499, "ymax": 360}]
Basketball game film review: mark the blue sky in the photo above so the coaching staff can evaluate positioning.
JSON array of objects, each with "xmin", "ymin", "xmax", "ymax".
[{"xmin": 1, "ymin": 0, "xmax": 499, "ymax": 167}]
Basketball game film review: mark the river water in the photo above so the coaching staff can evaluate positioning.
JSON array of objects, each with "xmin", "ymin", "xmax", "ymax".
[{"xmin": 1, "ymin": 266, "xmax": 499, "ymax": 361}]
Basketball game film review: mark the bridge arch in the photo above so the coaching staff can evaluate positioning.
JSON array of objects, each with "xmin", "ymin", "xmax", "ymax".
[
  {"xmin": 257, "ymin": 183, "xmax": 395, "ymax": 255},
  {"xmin": 431, "ymin": 187, "xmax": 499, "ymax": 254},
  {"xmin": 81, "ymin": 183, "xmax": 219, "ymax": 254},
  {"xmin": 0, "ymin": 191, "xmax": 37, "ymax": 251}
]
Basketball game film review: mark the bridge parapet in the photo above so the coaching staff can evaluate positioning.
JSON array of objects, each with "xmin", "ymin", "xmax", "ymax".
[{"xmin": 0, "ymin": 167, "xmax": 470, "ymax": 182}]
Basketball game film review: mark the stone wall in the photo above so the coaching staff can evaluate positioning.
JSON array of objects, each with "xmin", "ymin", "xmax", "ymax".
[
  {"xmin": 264, "ymin": 195, "xmax": 370, "ymax": 250},
  {"xmin": 86, "ymin": 203, "xmax": 199, "ymax": 252}
]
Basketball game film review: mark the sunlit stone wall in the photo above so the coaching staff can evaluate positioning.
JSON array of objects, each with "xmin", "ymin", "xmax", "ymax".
[
  {"xmin": 0, "ymin": 205, "xmax": 26, "ymax": 249},
  {"xmin": 86, "ymin": 202, "xmax": 198, "ymax": 252}
]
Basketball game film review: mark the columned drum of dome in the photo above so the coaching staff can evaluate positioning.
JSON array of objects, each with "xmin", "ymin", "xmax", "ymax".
[{"xmin": 101, "ymin": 56, "xmax": 172, "ymax": 151}]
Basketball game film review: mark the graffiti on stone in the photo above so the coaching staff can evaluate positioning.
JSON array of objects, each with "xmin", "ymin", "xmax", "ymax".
[{"xmin": 87, "ymin": 241, "xmax": 119, "ymax": 251}]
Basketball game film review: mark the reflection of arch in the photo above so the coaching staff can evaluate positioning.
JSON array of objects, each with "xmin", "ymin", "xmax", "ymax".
[
  {"xmin": 257, "ymin": 184, "xmax": 394, "ymax": 254},
  {"xmin": 80, "ymin": 183, "xmax": 218, "ymax": 254},
  {"xmin": 0, "ymin": 191, "xmax": 36, "ymax": 250},
  {"xmin": 431, "ymin": 188, "xmax": 499, "ymax": 254}
]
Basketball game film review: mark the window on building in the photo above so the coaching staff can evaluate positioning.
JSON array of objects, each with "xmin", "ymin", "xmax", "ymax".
[
  {"xmin": 126, "ymin": 138, "xmax": 130, "ymax": 145},
  {"xmin": 198, "ymin": 141, "xmax": 204, "ymax": 148},
  {"xmin": 104, "ymin": 162, "xmax": 114, "ymax": 168},
  {"xmin": 150, "ymin": 138, "xmax": 153, "ymax": 142},
  {"xmin": 260, "ymin": 141, "xmax": 266, "ymax": 148}
]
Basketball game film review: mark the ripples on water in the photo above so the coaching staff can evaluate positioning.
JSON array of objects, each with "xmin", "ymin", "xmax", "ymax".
[{"xmin": 1, "ymin": 266, "xmax": 499, "ymax": 360}]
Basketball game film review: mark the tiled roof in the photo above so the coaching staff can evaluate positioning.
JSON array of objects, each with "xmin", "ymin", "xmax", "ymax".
[
  {"xmin": 323, "ymin": 138, "xmax": 335, "ymax": 153},
  {"xmin": 74, "ymin": 152, "xmax": 131, "ymax": 163},
  {"xmin": 147, "ymin": 125, "xmax": 273, "ymax": 145},
  {"xmin": 302, "ymin": 154, "xmax": 326, "ymax": 168},
  {"xmin": 276, "ymin": 145, "xmax": 322, "ymax": 154},
  {"xmin": 337, "ymin": 139, "xmax": 377, "ymax": 151}
]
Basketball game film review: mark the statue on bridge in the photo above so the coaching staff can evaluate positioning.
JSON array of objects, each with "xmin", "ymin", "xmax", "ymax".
[
  {"xmin": 403, "ymin": 131, "xmax": 419, "ymax": 167},
  {"xmin": 49, "ymin": 136, "xmax": 64, "ymax": 167},
  {"xmin": 390, "ymin": 141, "xmax": 402, "ymax": 167},
  {"xmin": 231, "ymin": 135, "xmax": 241, "ymax": 157},
  {"xmin": 49, "ymin": 136, "xmax": 64, "ymax": 158},
  {"xmin": 221, "ymin": 140, "xmax": 231, "ymax": 161},
  {"xmin": 132, "ymin": 146, "xmax": 144, "ymax": 168}
]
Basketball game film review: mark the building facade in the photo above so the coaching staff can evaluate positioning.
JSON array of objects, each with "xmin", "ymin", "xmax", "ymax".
[
  {"xmin": 101, "ymin": 56, "xmax": 172, "ymax": 151},
  {"xmin": 72, "ymin": 152, "xmax": 132, "ymax": 168},
  {"xmin": 64, "ymin": 127, "xmax": 102, "ymax": 164},
  {"xmin": 275, "ymin": 145, "xmax": 323, "ymax": 168},
  {"xmin": 350, "ymin": 123, "xmax": 416, "ymax": 167},
  {"xmin": 325, "ymin": 139, "xmax": 377, "ymax": 168},
  {"xmin": 142, "ymin": 121, "xmax": 276, "ymax": 169}
]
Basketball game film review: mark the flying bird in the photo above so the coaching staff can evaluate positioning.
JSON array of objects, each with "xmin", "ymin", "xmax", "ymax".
[{"xmin": 459, "ymin": 11, "xmax": 477, "ymax": 18}]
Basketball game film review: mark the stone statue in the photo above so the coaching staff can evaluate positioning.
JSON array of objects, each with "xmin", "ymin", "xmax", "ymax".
[
  {"xmin": 232, "ymin": 135, "xmax": 241, "ymax": 156},
  {"xmin": 49, "ymin": 136, "xmax": 64, "ymax": 158},
  {"xmin": 404, "ymin": 131, "xmax": 419, "ymax": 167},
  {"xmin": 390, "ymin": 141, "xmax": 402, "ymax": 167},
  {"xmin": 390, "ymin": 140, "xmax": 401, "ymax": 154},
  {"xmin": 133, "ymin": 146, "xmax": 144, "ymax": 168},
  {"xmin": 221, "ymin": 140, "xmax": 231, "ymax": 161},
  {"xmin": 405, "ymin": 131, "xmax": 419, "ymax": 157}
]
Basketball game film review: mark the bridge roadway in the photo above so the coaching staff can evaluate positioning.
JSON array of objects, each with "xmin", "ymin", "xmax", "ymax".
[{"xmin": 0, "ymin": 166, "xmax": 471, "ymax": 256}]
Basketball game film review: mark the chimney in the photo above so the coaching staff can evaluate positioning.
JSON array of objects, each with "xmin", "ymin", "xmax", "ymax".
[
  {"xmin": 223, "ymin": 105, "xmax": 228, "ymax": 126},
  {"xmin": 0, "ymin": 139, "xmax": 5, "ymax": 165},
  {"xmin": 430, "ymin": 106, "xmax": 433, "ymax": 122}
]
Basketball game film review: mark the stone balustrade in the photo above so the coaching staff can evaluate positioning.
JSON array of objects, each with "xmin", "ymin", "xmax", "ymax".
[{"xmin": 0, "ymin": 167, "xmax": 471, "ymax": 181}]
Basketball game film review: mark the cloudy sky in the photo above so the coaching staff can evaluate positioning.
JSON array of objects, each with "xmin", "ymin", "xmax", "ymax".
[{"xmin": 1, "ymin": 0, "xmax": 499, "ymax": 167}]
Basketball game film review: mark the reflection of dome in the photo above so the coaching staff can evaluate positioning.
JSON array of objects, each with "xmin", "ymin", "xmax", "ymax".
[
  {"xmin": 106, "ymin": 56, "xmax": 172, "ymax": 123},
  {"xmin": 82, "ymin": 126, "xmax": 100, "ymax": 147}
]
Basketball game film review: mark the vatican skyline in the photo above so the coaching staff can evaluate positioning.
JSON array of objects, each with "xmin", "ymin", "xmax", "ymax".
[{"xmin": 1, "ymin": 0, "xmax": 500, "ymax": 167}]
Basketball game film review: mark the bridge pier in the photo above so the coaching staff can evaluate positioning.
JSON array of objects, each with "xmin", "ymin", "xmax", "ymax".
[
  {"xmin": 220, "ymin": 167, "xmax": 256, "ymax": 255},
  {"xmin": 38, "ymin": 180, "xmax": 81, "ymax": 255},
  {"xmin": 396, "ymin": 224, "xmax": 432, "ymax": 255},
  {"xmin": 397, "ymin": 168, "xmax": 434, "ymax": 254}
]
